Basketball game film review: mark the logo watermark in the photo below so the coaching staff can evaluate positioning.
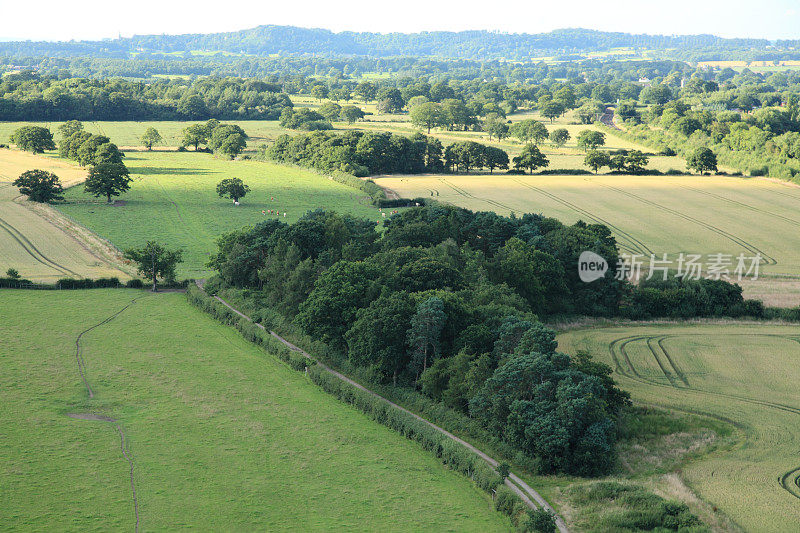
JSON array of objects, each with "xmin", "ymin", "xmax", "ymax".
[
  {"xmin": 578, "ymin": 252, "xmax": 762, "ymax": 283},
  {"xmin": 578, "ymin": 251, "xmax": 609, "ymax": 283}
]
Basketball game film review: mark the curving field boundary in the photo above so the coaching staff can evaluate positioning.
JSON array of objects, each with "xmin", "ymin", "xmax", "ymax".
[{"xmin": 608, "ymin": 332, "xmax": 800, "ymax": 499}]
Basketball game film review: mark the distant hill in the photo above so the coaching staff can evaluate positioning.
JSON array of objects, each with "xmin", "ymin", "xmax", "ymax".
[{"xmin": 0, "ymin": 25, "xmax": 793, "ymax": 61}]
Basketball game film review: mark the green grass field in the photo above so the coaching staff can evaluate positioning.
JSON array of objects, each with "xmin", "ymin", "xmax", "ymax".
[
  {"xmin": 375, "ymin": 173, "xmax": 800, "ymax": 289},
  {"xmin": 55, "ymin": 151, "xmax": 383, "ymax": 278},
  {"xmin": 0, "ymin": 289, "xmax": 510, "ymax": 531},
  {"xmin": 557, "ymin": 322, "xmax": 800, "ymax": 532}
]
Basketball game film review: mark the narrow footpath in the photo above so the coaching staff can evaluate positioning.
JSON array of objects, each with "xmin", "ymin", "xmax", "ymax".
[{"xmin": 196, "ymin": 280, "xmax": 568, "ymax": 533}]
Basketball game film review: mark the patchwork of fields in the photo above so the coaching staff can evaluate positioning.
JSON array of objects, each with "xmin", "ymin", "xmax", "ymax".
[
  {"xmin": 0, "ymin": 289, "xmax": 509, "ymax": 531},
  {"xmin": 558, "ymin": 323, "xmax": 800, "ymax": 532}
]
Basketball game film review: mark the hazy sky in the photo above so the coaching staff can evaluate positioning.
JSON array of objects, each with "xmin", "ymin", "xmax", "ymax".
[{"xmin": 1, "ymin": 0, "xmax": 797, "ymax": 41}]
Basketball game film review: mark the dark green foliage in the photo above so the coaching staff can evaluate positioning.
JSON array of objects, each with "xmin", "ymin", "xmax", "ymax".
[
  {"xmin": 279, "ymin": 108, "xmax": 332, "ymax": 131},
  {"xmin": 266, "ymin": 130, "xmax": 501, "ymax": 176},
  {"xmin": 0, "ymin": 76, "xmax": 291, "ymax": 121},
  {"xmin": 623, "ymin": 276, "xmax": 762, "ymax": 319},
  {"xmin": 123, "ymin": 241, "xmax": 183, "ymax": 291},
  {"xmin": 84, "ymin": 162, "xmax": 131, "ymax": 202},
  {"xmin": 206, "ymin": 206, "xmax": 633, "ymax": 475},
  {"xmin": 525, "ymin": 509, "xmax": 557, "ymax": 533},
  {"xmin": 13, "ymin": 170, "xmax": 64, "ymax": 203},
  {"xmin": 10, "ymin": 126, "xmax": 55, "ymax": 153}
]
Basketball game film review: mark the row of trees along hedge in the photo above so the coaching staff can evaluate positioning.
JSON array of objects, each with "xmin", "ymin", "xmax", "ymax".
[
  {"xmin": 208, "ymin": 206, "xmax": 766, "ymax": 476},
  {"xmin": 185, "ymin": 283, "xmax": 555, "ymax": 532},
  {"xmin": 264, "ymin": 130, "xmax": 511, "ymax": 176},
  {"xmin": 0, "ymin": 74, "xmax": 292, "ymax": 121}
]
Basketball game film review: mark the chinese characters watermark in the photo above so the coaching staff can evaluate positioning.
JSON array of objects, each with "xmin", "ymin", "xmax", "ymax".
[{"xmin": 614, "ymin": 252, "xmax": 761, "ymax": 282}]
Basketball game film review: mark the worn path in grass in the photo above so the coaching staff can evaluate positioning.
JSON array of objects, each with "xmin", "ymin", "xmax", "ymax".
[
  {"xmin": 198, "ymin": 280, "xmax": 569, "ymax": 533},
  {"xmin": 1, "ymin": 289, "xmax": 510, "ymax": 531}
]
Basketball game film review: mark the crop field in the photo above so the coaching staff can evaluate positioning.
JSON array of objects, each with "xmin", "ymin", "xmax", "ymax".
[
  {"xmin": 55, "ymin": 151, "xmax": 383, "ymax": 278},
  {"xmin": 557, "ymin": 322, "xmax": 800, "ymax": 532},
  {"xmin": 0, "ymin": 289, "xmax": 510, "ymax": 531},
  {"xmin": 375, "ymin": 172, "xmax": 800, "ymax": 300},
  {"xmin": 0, "ymin": 149, "xmax": 129, "ymax": 281}
]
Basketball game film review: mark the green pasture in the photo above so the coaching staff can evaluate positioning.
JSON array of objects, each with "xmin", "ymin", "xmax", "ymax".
[
  {"xmin": 55, "ymin": 151, "xmax": 383, "ymax": 278},
  {"xmin": 557, "ymin": 322, "xmax": 800, "ymax": 532},
  {"xmin": 0, "ymin": 289, "xmax": 510, "ymax": 531}
]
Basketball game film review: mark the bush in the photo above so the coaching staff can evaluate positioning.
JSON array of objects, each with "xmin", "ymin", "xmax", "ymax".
[
  {"xmin": 494, "ymin": 485, "xmax": 518, "ymax": 515},
  {"xmin": 750, "ymin": 166, "xmax": 769, "ymax": 177},
  {"xmin": 125, "ymin": 278, "xmax": 144, "ymax": 288},
  {"xmin": 525, "ymin": 508, "xmax": 556, "ymax": 533},
  {"xmin": 664, "ymin": 168, "xmax": 683, "ymax": 175},
  {"xmin": 57, "ymin": 277, "xmax": 121, "ymax": 289}
]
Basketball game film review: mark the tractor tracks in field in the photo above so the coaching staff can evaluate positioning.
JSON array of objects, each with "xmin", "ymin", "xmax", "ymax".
[
  {"xmin": 197, "ymin": 281, "xmax": 569, "ymax": 533},
  {"xmin": 438, "ymin": 178, "xmax": 516, "ymax": 212},
  {"xmin": 69, "ymin": 295, "xmax": 150, "ymax": 532},
  {"xmin": 0, "ymin": 214, "xmax": 80, "ymax": 277},
  {"xmin": 608, "ymin": 333, "xmax": 800, "ymax": 499},
  {"xmin": 510, "ymin": 178, "xmax": 652, "ymax": 256},
  {"xmin": 675, "ymin": 184, "xmax": 800, "ymax": 226},
  {"xmin": 588, "ymin": 180, "xmax": 776, "ymax": 266}
]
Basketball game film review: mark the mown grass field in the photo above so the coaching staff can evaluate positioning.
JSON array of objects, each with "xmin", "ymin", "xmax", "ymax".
[
  {"xmin": 0, "ymin": 289, "xmax": 510, "ymax": 531},
  {"xmin": 55, "ymin": 151, "xmax": 383, "ymax": 278},
  {"xmin": 558, "ymin": 322, "xmax": 800, "ymax": 532},
  {"xmin": 0, "ymin": 149, "xmax": 129, "ymax": 281}
]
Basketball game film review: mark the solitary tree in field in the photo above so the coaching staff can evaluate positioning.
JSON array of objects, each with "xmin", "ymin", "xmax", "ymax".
[
  {"xmin": 123, "ymin": 241, "xmax": 183, "ymax": 292},
  {"xmin": 549, "ymin": 128, "xmax": 570, "ymax": 148},
  {"xmin": 310, "ymin": 85, "xmax": 329, "ymax": 102},
  {"xmin": 687, "ymin": 147, "xmax": 718, "ymax": 175},
  {"xmin": 584, "ymin": 150, "xmax": 611, "ymax": 174},
  {"xmin": 576, "ymin": 130, "xmax": 606, "ymax": 152},
  {"xmin": 513, "ymin": 144, "xmax": 549, "ymax": 174},
  {"xmin": 140, "ymin": 127, "xmax": 163, "ymax": 151},
  {"xmin": 84, "ymin": 162, "xmax": 132, "ymax": 203},
  {"xmin": 10, "ymin": 126, "xmax": 56, "ymax": 154},
  {"xmin": 216, "ymin": 178, "xmax": 250, "ymax": 204},
  {"xmin": 540, "ymin": 101, "xmax": 566, "ymax": 123},
  {"xmin": 13, "ymin": 169, "xmax": 64, "ymax": 203}
]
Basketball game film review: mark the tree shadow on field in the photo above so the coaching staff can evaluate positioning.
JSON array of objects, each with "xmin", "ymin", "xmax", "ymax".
[{"xmin": 127, "ymin": 167, "xmax": 218, "ymax": 176}]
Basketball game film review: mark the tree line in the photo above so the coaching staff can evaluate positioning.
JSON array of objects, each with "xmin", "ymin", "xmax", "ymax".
[{"xmin": 0, "ymin": 73, "xmax": 292, "ymax": 121}]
